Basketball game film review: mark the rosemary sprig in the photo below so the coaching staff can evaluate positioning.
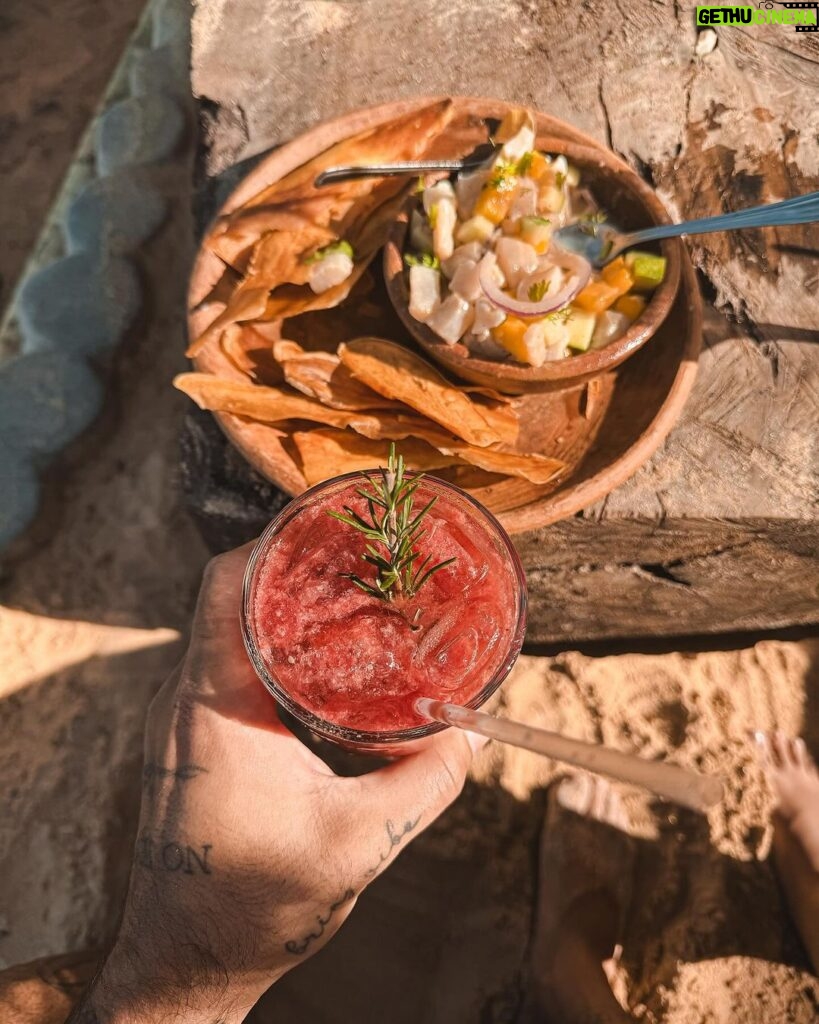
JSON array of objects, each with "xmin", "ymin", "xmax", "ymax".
[{"xmin": 327, "ymin": 444, "xmax": 456, "ymax": 602}]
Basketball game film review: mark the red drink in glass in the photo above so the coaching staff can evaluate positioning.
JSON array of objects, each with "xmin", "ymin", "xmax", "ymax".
[{"xmin": 242, "ymin": 469, "xmax": 526, "ymax": 751}]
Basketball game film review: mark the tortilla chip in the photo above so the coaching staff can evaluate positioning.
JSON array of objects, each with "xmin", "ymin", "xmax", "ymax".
[
  {"xmin": 291, "ymin": 429, "xmax": 462, "ymax": 486},
  {"xmin": 187, "ymin": 286, "xmax": 271, "ymax": 357},
  {"xmin": 173, "ymin": 373, "xmax": 395, "ymax": 433},
  {"xmin": 237, "ymin": 100, "xmax": 455, "ymax": 213},
  {"xmin": 209, "ymin": 200, "xmax": 346, "ymax": 272},
  {"xmin": 338, "ymin": 338, "xmax": 510, "ymax": 447},
  {"xmin": 434, "ymin": 443, "xmax": 565, "ymax": 484},
  {"xmin": 220, "ymin": 324, "xmax": 284, "ymax": 385},
  {"xmin": 212, "ymin": 177, "xmax": 408, "ymax": 273},
  {"xmin": 252, "ymin": 185, "xmax": 412, "ymax": 323},
  {"xmin": 190, "ymin": 263, "xmax": 243, "ymax": 312},
  {"xmin": 270, "ymin": 340, "xmax": 402, "ymax": 411},
  {"xmin": 193, "ymin": 175, "xmax": 412, "ymax": 356},
  {"xmin": 246, "ymin": 223, "xmax": 336, "ymax": 287},
  {"xmin": 253, "ymin": 264, "xmax": 368, "ymax": 324},
  {"xmin": 341, "ymin": 412, "xmax": 563, "ymax": 484},
  {"xmin": 207, "ymin": 100, "xmax": 455, "ymax": 277}
]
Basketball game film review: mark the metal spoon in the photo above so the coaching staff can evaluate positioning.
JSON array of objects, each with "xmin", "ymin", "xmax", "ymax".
[
  {"xmin": 554, "ymin": 190, "xmax": 819, "ymax": 266},
  {"xmin": 314, "ymin": 145, "xmax": 496, "ymax": 187}
]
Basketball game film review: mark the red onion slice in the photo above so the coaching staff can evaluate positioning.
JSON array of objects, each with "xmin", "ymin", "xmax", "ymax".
[{"xmin": 479, "ymin": 247, "xmax": 591, "ymax": 318}]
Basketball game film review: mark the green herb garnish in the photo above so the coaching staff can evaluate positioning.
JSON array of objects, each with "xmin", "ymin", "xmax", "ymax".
[
  {"xmin": 528, "ymin": 279, "xmax": 550, "ymax": 302},
  {"xmin": 545, "ymin": 306, "xmax": 573, "ymax": 324},
  {"xmin": 488, "ymin": 160, "xmax": 518, "ymax": 190},
  {"xmin": 515, "ymin": 152, "xmax": 534, "ymax": 176},
  {"xmin": 304, "ymin": 239, "xmax": 354, "ymax": 264},
  {"xmin": 404, "ymin": 252, "xmax": 441, "ymax": 270},
  {"xmin": 428, "ymin": 203, "xmax": 439, "ymax": 229},
  {"xmin": 413, "ymin": 176, "xmax": 426, "ymax": 194},
  {"xmin": 578, "ymin": 210, "xmax": 608, "ymax": 237},
  {"xmin": 327, "ymin": 445, "xmax": 456, "ymax": 602},
  {"xmin": 555, "ymin": 171, "xmax": 566, "ymax": 189}
]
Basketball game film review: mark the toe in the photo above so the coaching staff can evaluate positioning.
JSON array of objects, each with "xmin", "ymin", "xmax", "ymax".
[
  {"xmin": 557, "ymin": 773, "xmax": 594, "ymax": 816},
  {"xmin": 772, "ymin": 731, "xmax": 792, "ymax": 769},
  {"xmin": 792, "ymin": 737, "xmax": 810, "ymax": 769},
  {"xmin": 590, "ymin": 777, "xmax": 610, "ymax": 820},
  {"xmin": 795, "ymin": 737, "xmax": 818, "ymax": 775},
  {"xmin": 754, "ymin": 730, "xmax": 773, "ymax": 767}
]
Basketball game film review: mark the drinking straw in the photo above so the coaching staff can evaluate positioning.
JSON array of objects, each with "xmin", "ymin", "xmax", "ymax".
[{"xmin": 415, "ymin": 698, "xmax": 723, "ymax": 812}]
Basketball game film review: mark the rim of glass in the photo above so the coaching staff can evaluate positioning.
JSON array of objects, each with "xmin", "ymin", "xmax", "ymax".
[{"xmin": 241, "ymin": 469, "xmax": 528, "ymax": 746}]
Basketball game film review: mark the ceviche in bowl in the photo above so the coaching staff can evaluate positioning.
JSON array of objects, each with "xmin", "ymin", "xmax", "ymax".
[{"xmin": 384, "ymin": 109, "xmax": 681, "ymax": 393}]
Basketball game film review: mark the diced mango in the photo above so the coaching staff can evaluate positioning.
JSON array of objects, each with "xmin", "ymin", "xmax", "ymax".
[
  {"xmin": 600, "ymin": 256, "xmax": 634, "ymax": 298},
  {"xmin": 492, "ymin": 315, "xmax": 529, "ymax": 354},
  {"xmin": 526, "ymin": 151, "xmax": 550, "ymax": 182},
  {"xmin": 565, "ymin": 309, "xmax": 596, "ymax": 352},
  {"xmin": 613, "ymin": 294, "xmax": 647, "ymax": 321},
  {"xmin": 573, "ymin": 280, "xmax": 621, "ymax": 314},
  {"xmin": 474, "ymin": 181, "xmax": 518, "ymax": 224}
]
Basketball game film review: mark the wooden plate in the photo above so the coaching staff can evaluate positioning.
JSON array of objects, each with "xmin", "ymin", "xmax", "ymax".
[{"xmin": 188, "ymin": 96, "xmax": 702, "ymax": 535}]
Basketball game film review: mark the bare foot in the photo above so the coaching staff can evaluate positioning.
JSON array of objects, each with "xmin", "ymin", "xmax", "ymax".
[
  {"xmin": 525, "ymin": 774, "xmax": 636, "ymax": 1024},
  {"xmin": 756, "ymin": 731, "xmax": 819, "ymax": 974}
]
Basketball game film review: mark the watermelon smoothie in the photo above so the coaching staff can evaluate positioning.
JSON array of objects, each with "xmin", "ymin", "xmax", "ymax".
[{"xmin": 242, "ymin": 469, "xmax": 527, "ymax": 749}]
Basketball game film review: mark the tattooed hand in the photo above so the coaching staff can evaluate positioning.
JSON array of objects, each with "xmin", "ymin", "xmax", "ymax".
[{"xmin": 69, "ymin": 543, "xmax": 484, "ymax": 1024}]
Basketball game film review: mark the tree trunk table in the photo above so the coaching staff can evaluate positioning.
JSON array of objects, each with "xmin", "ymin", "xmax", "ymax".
[{"xmin": 186, "ymin": 0, "xmax": 818, "ymax": 646}]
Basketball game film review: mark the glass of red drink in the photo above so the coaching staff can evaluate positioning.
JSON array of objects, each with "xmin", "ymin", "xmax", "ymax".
[{"xmin": 241, "ymin": 463, "xmax": 527, "ymax": 753}]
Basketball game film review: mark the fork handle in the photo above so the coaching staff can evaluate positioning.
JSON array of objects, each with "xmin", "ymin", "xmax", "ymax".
[{"xmin": 620, "ymin": 189, "xmax": 819, "ymax": 247}]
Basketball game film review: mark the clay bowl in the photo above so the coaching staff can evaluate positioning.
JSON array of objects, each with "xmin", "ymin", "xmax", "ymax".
[{"xmin": 384, "ymin": 137, "xmax": 682, "ymax": 395}]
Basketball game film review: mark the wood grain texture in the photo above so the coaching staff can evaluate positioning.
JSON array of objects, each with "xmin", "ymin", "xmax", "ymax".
[{"xmin": 191, "ymin": 0, "xmax": 819, "ymax": 641}]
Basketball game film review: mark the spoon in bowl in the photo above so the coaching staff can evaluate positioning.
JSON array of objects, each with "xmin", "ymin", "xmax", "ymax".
[
  {"xmin": 541, "ymin": 190, "xmax": 819, "ymax": 266},
  {"xmin": 316, "ymin": 155, "xmax": 819, "ymax": 268},
  {"xmin": 416, "ymin": 696, "xmax": 724, "ymax": 813}
]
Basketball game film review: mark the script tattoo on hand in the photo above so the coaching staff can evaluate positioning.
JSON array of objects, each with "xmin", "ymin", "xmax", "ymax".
[
  {"xmin": 362, "ymin": 815, "xmax": 421, "ymax": 880},
  {"xmin": 284, "ymin": 814, "xmax": 422, "ymax": 957},
  {"xmin": 284, "ymin": 888, "xmax": 356, "ymax": 955}
]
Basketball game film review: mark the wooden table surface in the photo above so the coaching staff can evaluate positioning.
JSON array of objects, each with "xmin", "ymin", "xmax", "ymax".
[{"xmin": 188, "ymin": 0, "xmax": 818, "ymax": 645}]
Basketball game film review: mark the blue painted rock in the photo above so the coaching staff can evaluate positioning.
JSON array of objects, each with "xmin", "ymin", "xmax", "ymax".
[
  {"xmin": 65, "ymin": 173, "xmax": 167, "ymax": 255},
  {"xmin": 0, "ymin": 446, "xmax": 41, "ymax": 550},
  {"xmin": 95, "ymin": 94, "xmax": 185, "ymax": 177},
  {"xmin": 0, "ymin": 352, "xmax": 103, "ymax": 457},
  {"xmin": 152, "ymin": 0, "xmax": 190, "ymax": 47},
  {"xmin": 129, "ymin": 45, "xmax": 189, "ymax": 98},
  {"xmin": 18, "ymin": 253, "xmax": 141, "ymax": 356}
]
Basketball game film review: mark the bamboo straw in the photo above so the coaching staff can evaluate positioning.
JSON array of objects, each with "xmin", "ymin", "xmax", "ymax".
[{"xmin": 416, "ymin": 698, "xmax": 723, "ymax": 812}]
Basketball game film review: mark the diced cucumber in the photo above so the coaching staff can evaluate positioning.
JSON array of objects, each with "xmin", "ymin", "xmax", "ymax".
[
  {"xmin": 519, "ymin": 215, "xmax": 552, "ymax": 253},
  {"xmin": 624, "ymin": 251, "xmax": 667, "ymax": 291},
  {"xmin": 566, "ymin": 309, "xmax": 596, "ymax": 352}
]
